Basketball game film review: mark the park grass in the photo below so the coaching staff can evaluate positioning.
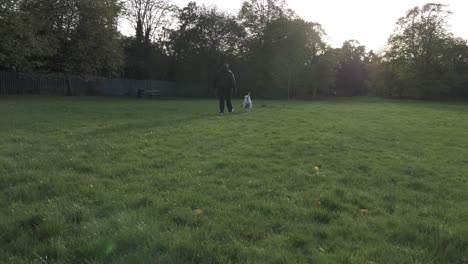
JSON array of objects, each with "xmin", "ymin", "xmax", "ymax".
[{"xmin": 0, "ymin": 96, "xmax": 467, "ymax": 264}]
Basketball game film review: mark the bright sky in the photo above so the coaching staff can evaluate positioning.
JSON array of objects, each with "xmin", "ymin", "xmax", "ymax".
[{"xmin": 170, "ymin": 0, "xmax": 468, "ymax": 51}]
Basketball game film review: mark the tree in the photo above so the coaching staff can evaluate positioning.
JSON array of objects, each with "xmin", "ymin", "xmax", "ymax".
[
  {"xmin": 260, "ymin": 18, "xmax": 327, "ymax": 98},
  {"xmin": 18, "ymin": 0, "xmax": 80, "ymax": 74},
  {"xmin": 169, "ymin": 2, "xmax": 245, "ymax": 60},
  {"xmin": 388, "ymin": 4, "xmax": 452, "ymax": 68},
  {"xmin": 167, "ymin": 2, "xmax": 246, "ymax": 96},
  {"xmin": 307, "ymin": 48, "xmax": 340, "ymax": 97},
  {"xmin": 0, "ymin": 0, "xmax": 123, "ymax": 78},
  {"xmin": 440, "ymin": 38, "xmax": 468, "ymax": 97},
  {"xmin": 239, "ymin": 0, "xmax": 293, "ymax": 39},
  {"xmin": 122, "ymin": 0, "xmax": 176, "ymax": 80},
  {"xmin": 124, "ymin": 0, "xmax": 176, "ymax": 42},
  {"xmin": 0, "ymin": 0, "xmax": 55, "ymax": 71},
  {"xmin": 374, "ymin": 3, "xmax": 468, "ymax": 99},
  {"xmin": 385, "ymin": 3, "xmax": 456, "ymax": 98},
  {"xmin": 70, "ymin": 0, "xmax": 124, "ymax": 78},
  {"xmin": 335, "ymin": 40, "xmax": 368, "ymax": 96},
  {"xmin": 0, "ymin": 0, "xmax": 19, "ymax": 17}
]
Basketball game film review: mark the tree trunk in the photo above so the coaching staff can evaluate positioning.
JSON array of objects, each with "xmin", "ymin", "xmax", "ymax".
[
  {"xmin": 287, "ymin": 67, "xmax": 291, "ymax": 100},
  {"xmin": 66, "ymin": 73, "xmax": 72, "ymax": 96}
]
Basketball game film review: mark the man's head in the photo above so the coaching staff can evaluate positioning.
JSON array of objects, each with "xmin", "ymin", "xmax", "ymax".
[{"xmin": 223, "ymin": 63, "xmax": 230, "ymax": 70}]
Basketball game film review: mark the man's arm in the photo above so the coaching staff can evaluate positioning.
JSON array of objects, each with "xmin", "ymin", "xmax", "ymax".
[{"xmin": 231, "ymin": 71, "xmax": 237, "ymax": 96}]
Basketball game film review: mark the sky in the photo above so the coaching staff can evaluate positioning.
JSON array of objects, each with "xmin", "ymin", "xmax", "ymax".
[{"xmin": 168, "ymin": 0, "xmax": 468, "ymax": 52}]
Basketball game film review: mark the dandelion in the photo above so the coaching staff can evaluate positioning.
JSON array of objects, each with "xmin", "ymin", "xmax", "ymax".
[
  {"xmin": 314, "ymin": 166, "xmax": 320, "ymax": 173},
  {"xmin": 193, "ymin": 209, "xmax": 205, "ymax": 216},
  {"xmin": 360, "ymin": 209, "xmax": 369, "ymax": 214}
]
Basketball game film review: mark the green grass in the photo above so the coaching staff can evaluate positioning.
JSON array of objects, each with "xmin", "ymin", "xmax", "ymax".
[{"xmin": 1, "ymin": 96, "xmax": 468, "ymax": 263}]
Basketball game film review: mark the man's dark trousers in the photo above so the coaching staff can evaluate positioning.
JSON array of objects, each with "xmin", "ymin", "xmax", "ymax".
[{"xmin": 219, "ymin": 90, "xmax": 233, "ymax": 114}]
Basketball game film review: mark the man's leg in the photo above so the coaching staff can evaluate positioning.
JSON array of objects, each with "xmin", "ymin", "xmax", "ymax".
[
  {"xmin": 226, "ymin": 93, "xmax": 233, "ymax": 113},
  {"xmin": 219, "ymin": 94, "xmax": 225, "ymax": 114}
]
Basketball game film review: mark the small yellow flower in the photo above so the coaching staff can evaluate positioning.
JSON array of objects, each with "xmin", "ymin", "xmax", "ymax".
[
  {"xmin": 314, "ymin": 166, "xmax": 320, "ymax": 172},
  {"xmin": 360, "ymin": 209, "xmax": 369, "ymax": 214},
  {"xmin": 367, "ymin": 261, "xmax": 375, "ymax": 264},
  {"xmin": 193, "ymin": 209, "xmax": 205, "ymax": 216},
  {"xmin": 314, "ymin": 200, "xmax": 321, "ymax": 207}
]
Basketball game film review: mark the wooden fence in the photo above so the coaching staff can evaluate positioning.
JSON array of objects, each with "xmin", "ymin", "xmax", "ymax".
[{"xmin": 0, "ymin": 71, "xmax": 176, "ymax": 97}]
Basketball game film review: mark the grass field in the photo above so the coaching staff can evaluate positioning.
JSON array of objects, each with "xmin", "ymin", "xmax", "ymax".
[{"xmin": 1, "ymin": 96, "xmax": 468, "ymax": 263}]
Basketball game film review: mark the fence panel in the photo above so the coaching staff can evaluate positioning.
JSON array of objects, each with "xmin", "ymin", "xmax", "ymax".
[{"xmin": 0, "ymin": 71, "xmax": 176, "ymax": 97}]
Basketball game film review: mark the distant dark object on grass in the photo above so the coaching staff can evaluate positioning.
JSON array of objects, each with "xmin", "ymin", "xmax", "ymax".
[{"xmin": 138, "ymin": 89, "xmax": 161, "ymax": 99}]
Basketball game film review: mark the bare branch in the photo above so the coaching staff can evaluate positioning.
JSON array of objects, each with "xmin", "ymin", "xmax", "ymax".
[{"xmin": 124, "ymin": 0, "xmax": 176, "ymax": 41}]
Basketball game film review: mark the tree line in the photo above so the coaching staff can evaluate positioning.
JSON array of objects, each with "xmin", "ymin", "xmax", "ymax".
[{"xmin": 1, "ymin": 0, "xmax": 467, "ymax": 99}]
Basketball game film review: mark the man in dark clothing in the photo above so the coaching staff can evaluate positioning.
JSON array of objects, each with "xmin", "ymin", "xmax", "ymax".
[{"xmin": 215, "ymin": 63, "xmax": 237, "ymax": 115}]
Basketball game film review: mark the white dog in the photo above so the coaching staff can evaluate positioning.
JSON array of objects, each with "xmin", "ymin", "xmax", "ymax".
[{"xmin": 243, "ymin": 93, "xmax": 253, "ymax": 112}]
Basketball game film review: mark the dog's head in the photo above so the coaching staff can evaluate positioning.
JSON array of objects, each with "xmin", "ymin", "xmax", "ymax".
[{"xmin": 244, "ymin": 93, "xmax": 251, "ymax": 101}]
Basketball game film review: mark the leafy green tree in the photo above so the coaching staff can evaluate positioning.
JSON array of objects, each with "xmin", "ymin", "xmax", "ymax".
[
  {"xmin": 257, "ymin": 18, "xmax": 327, "ymax": 98},
  {"xmin": 239, "ymin": 0, "xmax": 293, "ymax": 39},
  {"xmin": 19, "ymin": 0, "xmax": 80, "ymax": 74},
  {"xmin": 335, "ymin": 40, "xmax": 368, "ymax": 96},
  {"xmin": 1, "ymin": 0, "xmax": 123, "ymax": 78},
  {"xmin": 168, "ymin": 2, "xmax": 246, "ymax": 96},
  {"xmin": 3, "ymin": 0, "xmax": 467, "ymax": 100},
  {"xmin": 307, "ymin": 48, "xmax": 340, "ymax": 97},
  {"xmin": 71, "ymin": 0, "xmax": 123, "ymax": 78},
  {"xmin": 383, "ymin": 3, "xmax": 467, "ymax": 99},
  {"xmin": 0, "ymin": 0, "xmax": 54, "ymax": 71}
]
